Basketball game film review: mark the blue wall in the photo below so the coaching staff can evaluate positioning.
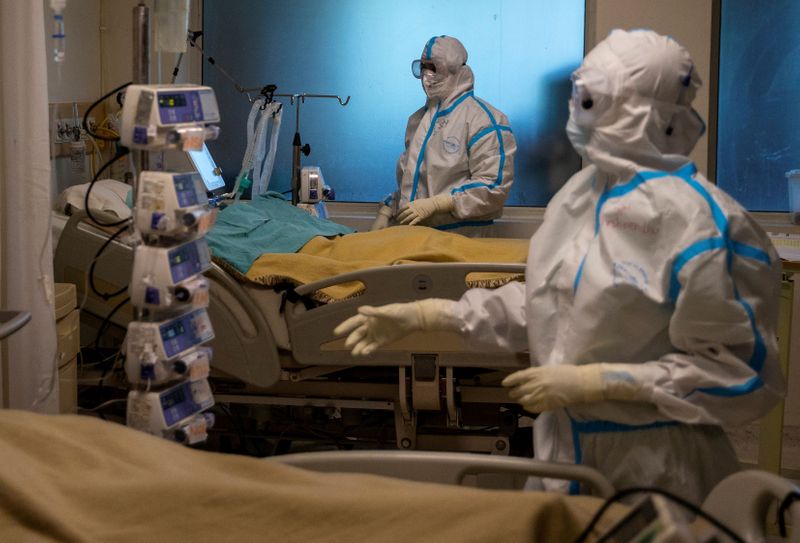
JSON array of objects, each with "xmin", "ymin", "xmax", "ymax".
[
  {"xmin": 203, "ymin": 0, "xmax": 584, "ymax": 206},
  {"xmin": 717, "ymin": 0, "xmax": 800, "ymax": 211}
]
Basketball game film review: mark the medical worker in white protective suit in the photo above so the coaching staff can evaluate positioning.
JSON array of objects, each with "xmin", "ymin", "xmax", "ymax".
[
  {"xmin": 370, "ymin": 35, "xmax": 517, "ymax": 237},
  {"xmin": 336, "ymin": 29, "xmax": 786, "ymax": 503}
]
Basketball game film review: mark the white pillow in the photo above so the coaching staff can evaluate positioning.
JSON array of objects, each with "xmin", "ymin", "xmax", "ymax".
[{"xmin": 57, "ymin": 179, "xmax": 132, "ymax": 219}]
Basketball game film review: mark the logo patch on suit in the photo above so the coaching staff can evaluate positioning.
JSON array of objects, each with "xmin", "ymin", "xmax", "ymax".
[
  {"xmin": 442, "ymin": 136, "xmax": 461, "ymax": 154},
  {"xmin": 612, "ymin": 261, "xmax": 649, "ymax": 290}
]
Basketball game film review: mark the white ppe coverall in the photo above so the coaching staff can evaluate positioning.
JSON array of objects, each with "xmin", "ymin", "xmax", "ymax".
[
  {"xmin": 384, "ymin": 36, "xmax": 517, "ymax": 236},
  {"xmin": 451, "ymin": 30, "xmax": 785, "ymax": 502}
]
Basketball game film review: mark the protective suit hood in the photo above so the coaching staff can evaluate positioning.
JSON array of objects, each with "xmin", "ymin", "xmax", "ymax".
[
  {"xmin": 566, "ymin": 29, "xmax": 705, "ymax": 180},
  {"xmin": 419, "ymin": 35, "xmax": 474, "ymax": 107}
]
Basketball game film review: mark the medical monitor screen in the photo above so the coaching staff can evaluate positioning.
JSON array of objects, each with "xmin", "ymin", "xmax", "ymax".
[
  {"xmin": 187, "ymin": 144, "xmax": 226, "ymax": 193},
  {"xmin": 717, "ymin": 0, "xmax": 800, "ymax": 211},
  {"xmin": 203, "ymin": 0, "xmax": 585, "ymax": 206},
  {"xmin": 168, "ymin": 242, "xmax": 204, "ymax": 283},
  {"xmin": 159, "ymin": 94, "xmax": 188, "ymax": 108}
]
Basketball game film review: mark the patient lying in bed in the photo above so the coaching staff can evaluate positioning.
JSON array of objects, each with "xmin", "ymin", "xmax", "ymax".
[
  {"xmin": 206, "ymin": 193, "xmax": 529, "ymax": 302},
  {"xmin": 0, "ymin": 410, "xmax": 622, "ymax": 542}
]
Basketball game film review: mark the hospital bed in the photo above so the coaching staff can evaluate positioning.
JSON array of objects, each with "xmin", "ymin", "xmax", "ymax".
[
  {"xmin": 54, "ymin": 210, "xmax": 530, "ymax": 454},
  {"xmin": 2, "ymin": 410, "xmax": 797, "ymax": 542},
  {"xmin": 273, "ymin": 449, "xmax": 800, "ymax": 542},
  {"xmin": 0, "ymin": 410, "xmax": 622, "ymax": 542}
]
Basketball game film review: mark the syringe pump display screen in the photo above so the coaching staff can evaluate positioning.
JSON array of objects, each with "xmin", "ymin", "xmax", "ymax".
[
  {"xmin": 161, "ymin": 321, "xmax": 186, "ymax": 340},
  {"xmin": 161, "ymin": 384, "xmax": 187, "ymax": 409},
  {"xmin": 168, "ymin": 241, "xmax": 209, "ymax": 283},
  {"xmin": 160, "ymin": 382, "xmax": 199, "ymax": 427},
  {"xmin": 160, "ymin": 318, "xmax": 191, "ymax": 358},
  {"xmin": 157, "ymin": 90, "xmax": 205, "ymax": 124},
  {"xmin": 173, "ymin": 174, "xmax": 203, "ymax": 207},
  {"xmin": 158, "ymin": 94, "xmax": 188, "ymax": 108},
  {"xmin": 158, "ymin": 310, "xmax": 213, "ymax": 359}
]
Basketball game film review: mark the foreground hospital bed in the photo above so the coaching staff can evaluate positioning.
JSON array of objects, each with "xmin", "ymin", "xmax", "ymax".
[
  {"xmin": 54, "ymin": 210, "xmax": 530, "ymax": 453},
  {"xmin": 0, "ymin": 410, "xmax": 618, "ymax": 542},
  {"xmin": 1, "ymin": 410, "xmax": 797, "ymax": 542}
]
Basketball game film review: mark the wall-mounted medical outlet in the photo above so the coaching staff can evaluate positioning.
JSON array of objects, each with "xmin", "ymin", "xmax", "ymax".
[
  {"xmin": 53, "ymin": 116, "xmax": 96, "ymax": 145},
  {"xmin": 49, "ymin": 101, "xmax": 106, "ymax": 159}
]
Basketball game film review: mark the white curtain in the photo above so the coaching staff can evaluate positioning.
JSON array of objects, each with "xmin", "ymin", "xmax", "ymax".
[{"xmin": 0, "ymin": 1, "xmax": 59, "ymax": 412}]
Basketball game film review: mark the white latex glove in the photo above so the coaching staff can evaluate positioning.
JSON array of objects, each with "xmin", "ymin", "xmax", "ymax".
[
  {"xmin": 396, "ymin": 193, "xmax": 455, "ymax": 226},
  {"xmin": 333, "ymin": 298, "xmax": 458, "ymax": 356},
  {"xmin": 370, "ymin": 204, "xmax": 393, "ymax": 231},
  {"xmin": 501, "ymin": 364, "xmax": 643, "ymax": 412}
]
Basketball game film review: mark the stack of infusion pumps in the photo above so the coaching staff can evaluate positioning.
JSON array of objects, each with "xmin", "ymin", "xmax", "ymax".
[{"xmin": 121, "ymin": 85, "xmax": 221, "ymax": 445}]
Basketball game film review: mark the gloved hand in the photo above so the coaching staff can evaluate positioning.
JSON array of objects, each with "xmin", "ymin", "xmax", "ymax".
[
  {"xmin": 501, "ymin": 364, "xmax": 643, "ymax": 412},
  {"xmin": 333, "ymin": 298, "xmax": 458, "ymax": 356},
  {"xmin": 397, "ymin": 193, "xmax": 455, "ymax": 226},
  {"xmin": 370, "ymin": 204, "xmax": 393, "ymax": 231}
]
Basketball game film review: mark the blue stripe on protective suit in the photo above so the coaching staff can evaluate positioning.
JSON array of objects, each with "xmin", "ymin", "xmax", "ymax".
[
  {"xmin": 572, "ymin": 162, "xmax": 771, "ymax": 397},
  {"xmin": 450, "ymin": 97, "xmax": 507, "ymax": 195},
  {"xmin": 435, "ymin": 219, "xmax": 494, "ymax": 231},
  {"xmin": 574, "ymin": 167, "xmax": 677, "ymax": 292},
  {"xmin": 467, "ymin": 125, "xmax": 512, "ymax": 150},
  {"xmin": 410, "ymin": 91, "xmax": 474, "ymax": 201},
  {"xmin": 669, "ymin": 168, "xmax": 769, "ymax": 391},
  {"xmin": 592, "ymin": 167, "xmax": 682, "ymax": 234},
  {"xmin": 668, "ymin": 236, "xmax": 726, "ymax": 300},
  {"xmin": 424, "ymin": 36, "xmax": 442, "ymax": 60},
  {"xmin": 567, "ymin": 415, "xmax": 678, "ymax": 494},
  {"xmin": 731, "ymin": 240, "xmax": 771, "ymax": 264},
  {"xmin": 574, "ymin": 162, "xmax": 771, "ymax": 398},
  {"xmin": 206, "ymin": 192, "xmax": 354, "ymax": 274}
]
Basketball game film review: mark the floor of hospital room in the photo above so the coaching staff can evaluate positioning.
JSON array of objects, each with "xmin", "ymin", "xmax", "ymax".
[{"xmin": 725, "ymin": 423, "xmax": 800, "ymax": 482}]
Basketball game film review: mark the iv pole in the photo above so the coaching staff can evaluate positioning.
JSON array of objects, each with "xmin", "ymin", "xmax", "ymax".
[
  {"xmin": 132, "ymin": 3, "xmax": 150, "ymax": 173},
  {"xmin": 239, "ymin": 88, "xmax": 350, "ymax": 205},
  {"xmin": 184, "ymin": 32, "xmax": 351, "ymax": 205}
]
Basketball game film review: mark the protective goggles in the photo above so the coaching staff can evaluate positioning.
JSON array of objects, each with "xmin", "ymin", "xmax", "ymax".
[
  {"xmin": 569, "ymin": 69, "xmax": 614, "ymax": 126},
  {"xmin": 411, "ymin": 59, "xmax": 437, "ymax": 79}
]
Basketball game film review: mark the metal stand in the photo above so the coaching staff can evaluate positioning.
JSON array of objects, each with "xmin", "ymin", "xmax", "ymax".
[
  {"xmin": 132, "ymin": 3, "xmax": 150, "ymax": 174},
  {"xmin": 182, "ymin": 32, "xmax": 351, "ymax": 205},
  {"xmin": 240, "ymin": 88, "xmax": 350, "ymax": 205}
]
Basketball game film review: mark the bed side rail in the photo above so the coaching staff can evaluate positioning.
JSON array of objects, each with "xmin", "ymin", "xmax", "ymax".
[
  {"xmin": 205, "ymin": 263, "xmax": 282, "ymax": 388},
  {"xmin": 270, "ymin": 449, "xmax": 615, "ymax": 498},
  {"xmin": 294, "ymin": 262, "xmax": 525, "ymax": 298},
  {"xmin": 54, "ymin": 211, "xmax": 134, "ymax": 327},
  {"xmin": 287, "ymin": 262, "xmax": 528, "ymax": 367}
]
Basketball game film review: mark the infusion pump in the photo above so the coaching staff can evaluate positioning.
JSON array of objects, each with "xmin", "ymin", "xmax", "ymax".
[
  {"xmin": 127, "ymin": 379, "xmax": 215, "ymax": 445},
  {"xmin": 123, "ymin": 83, "xmax": 219, "ymax": 446},
  {"xmin": 135, "ymin": 171, "xmax": 216, "ymax": 239},
  {"xmin": 120, "ymin": 84, "xmax": 220, "ymax": 151}
]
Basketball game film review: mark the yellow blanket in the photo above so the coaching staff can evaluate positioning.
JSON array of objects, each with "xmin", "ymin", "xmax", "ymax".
[
  {"xmin": 223, "ymin": 226, "xmax": 528, "ymax": 302},
  {"xmin": 0, "ymin": 410, "xmax": 623, "ymax": 543}
]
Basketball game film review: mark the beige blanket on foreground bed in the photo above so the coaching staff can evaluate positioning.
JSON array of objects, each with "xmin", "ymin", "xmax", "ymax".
[
  {"xmin": 0, "ymin": 410, "xmax": 623, "ymax": 542},
  {"xmin": 219, "ymin": 226, "xmax": 529, "ymax": 302}
]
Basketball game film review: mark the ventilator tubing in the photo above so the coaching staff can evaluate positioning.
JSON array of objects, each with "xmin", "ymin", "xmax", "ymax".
[{"xmin": 233, "ymin": 98, "xmax": 282, "ymax": 199}]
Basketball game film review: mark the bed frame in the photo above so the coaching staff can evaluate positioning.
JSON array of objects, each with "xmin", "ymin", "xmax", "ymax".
[
  {"xmin": 54, "ymin": 211, "xmax": 530, "ymax": 454},
  {"xmin": 273, "ymin": 450, "xmax": 800, "ymax": 542}
]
